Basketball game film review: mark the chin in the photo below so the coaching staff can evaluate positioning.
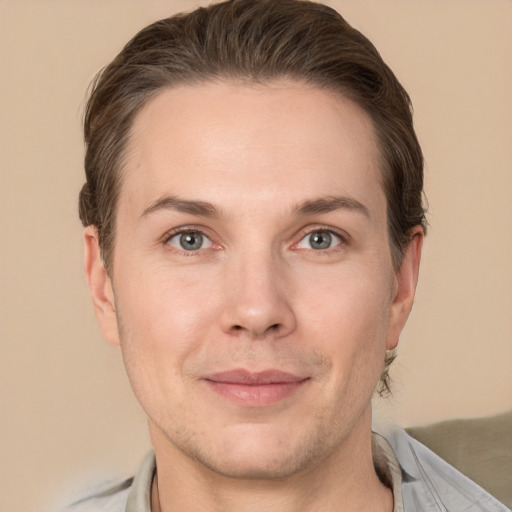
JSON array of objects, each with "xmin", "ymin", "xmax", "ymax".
[
  {"xmin": 182, "ymin": 423, "xmax": 333, "ymax": 480},
  {"xmin": 194, "ymin": 448, "xmax": 311, "ymax": 481}
]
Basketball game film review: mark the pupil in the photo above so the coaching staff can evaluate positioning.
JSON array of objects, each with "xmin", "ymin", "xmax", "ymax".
[
  {"xmin": 310, "ymin": 231, "xmax": 331, "ymax": 250},
  {"xmin": 180, "ymin": 232, "xmax": 203, "ymax": 250}
]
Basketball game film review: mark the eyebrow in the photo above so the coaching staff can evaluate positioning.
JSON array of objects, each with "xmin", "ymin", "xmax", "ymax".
[
  {"xmin": 294, "ymin": 195, "xmax": 370, "ymax": 218},
  {"xmin": 140, "ymin": 195, "xmax": 219, "ymax": 219},
  {"xmin": 140, "ymin": 194, "xmax": 370, "ymax": 221}
]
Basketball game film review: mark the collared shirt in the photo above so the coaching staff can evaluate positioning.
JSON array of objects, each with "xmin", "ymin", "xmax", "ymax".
[{"xmin": 67, "ymin": 428, "xmax": 510, "ymax": 511}]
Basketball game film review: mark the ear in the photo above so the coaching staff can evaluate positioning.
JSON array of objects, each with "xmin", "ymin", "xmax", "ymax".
[
  {"xmin": 83, "ymin": 226, "xmax": 120, "ymax": 346},
  {"xmin": 386, "ymin": 226, "xmax": 424, "ymax": 350}
]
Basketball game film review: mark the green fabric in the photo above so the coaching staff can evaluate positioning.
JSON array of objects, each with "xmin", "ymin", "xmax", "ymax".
[{"xmin": 406, "ymin": 410, "xmax": 512, "ymax": 508}]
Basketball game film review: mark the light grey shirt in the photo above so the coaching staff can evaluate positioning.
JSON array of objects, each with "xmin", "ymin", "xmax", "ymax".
[{"xmin": 67, "ymin": 428, "xmax": 510, "ymax": 511}]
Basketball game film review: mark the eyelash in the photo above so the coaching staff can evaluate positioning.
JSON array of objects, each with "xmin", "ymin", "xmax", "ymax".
[
  {"xmin": 161, "ymin": 225, "xmax": 348, "ymax": 254},
  {"xmin": 162, "ymin": 226, "xmax": 217, "ymax": 255},
  {"xmin": 292, "ymin": 225, "xmax": 348, "ymax": 253}
]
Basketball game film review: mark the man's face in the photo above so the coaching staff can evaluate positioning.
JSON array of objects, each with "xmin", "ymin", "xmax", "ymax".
[{"xmin": 86, "ymin": 80, "xmax": 420, "ymax": 479}]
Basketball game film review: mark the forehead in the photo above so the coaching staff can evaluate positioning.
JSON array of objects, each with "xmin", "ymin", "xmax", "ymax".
[{"xmin": 121, "ymin": 80, "xmax": 384, "ymax": 217}]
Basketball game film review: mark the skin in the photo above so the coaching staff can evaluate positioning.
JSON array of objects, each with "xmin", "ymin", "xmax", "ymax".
[{"xmin": 85, "ymin": 80, "xmax": 422, "ymax": 512}]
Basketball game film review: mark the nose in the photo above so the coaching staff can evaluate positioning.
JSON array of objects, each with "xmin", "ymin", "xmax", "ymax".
[{"xmin": 219, "ymin": 251, "xmax": 297, "ymax": 340}]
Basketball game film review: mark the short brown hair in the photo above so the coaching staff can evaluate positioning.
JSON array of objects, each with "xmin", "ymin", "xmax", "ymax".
[{"xmin": 79, "ymin": 0, "xmax": 427, "ymax": 395}]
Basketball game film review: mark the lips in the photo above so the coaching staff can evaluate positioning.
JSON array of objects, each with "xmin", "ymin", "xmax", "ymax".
[{"xmin": 203, "ymin": 369, "xmax": 309, "ymax": 407}]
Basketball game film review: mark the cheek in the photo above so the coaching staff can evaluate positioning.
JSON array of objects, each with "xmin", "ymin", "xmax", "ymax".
[
  {"xmin": 298, "ymin": 266, "xmax": 392, "ymax": 382},
  {"xmin": 300, "ymin": 263, "xmax": 392, "ymax": 336},
  {"xmin": 113, "ymin": 263, "xmax": 223, "ymax": 386},
  {"xmin": 112, "ymin": 266, "xmax": 224, "ymax": 427},
  {"xmin": 117, "ymin": 261, "xmax": 221, "ymax": 334}
]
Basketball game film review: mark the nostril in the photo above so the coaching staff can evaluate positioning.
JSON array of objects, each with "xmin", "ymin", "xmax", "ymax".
[{"xmin": 230, "ymin": 323, "xmax": 281, "ymax": 335}]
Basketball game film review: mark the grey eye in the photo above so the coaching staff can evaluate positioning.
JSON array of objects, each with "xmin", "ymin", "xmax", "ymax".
[
  {"xmin": 309, "ymin": 231, "xmax": 332, "ymax": 250},
  {"xmin": 168, "ymin": 231, "xmax": 212, "ymax": 251},
  {"xmin": 296, "ymin": 230, "xmax": 341, "ymax": 250}
]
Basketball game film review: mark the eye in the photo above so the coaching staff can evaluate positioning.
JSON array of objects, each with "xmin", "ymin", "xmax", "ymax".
[
  {"xmin": 167, "ymin": 230, "xmax": 213, "ymax": 251},
  {"xmin": 296, "ymin": 229, "xmax": 342, "ymax": 250}
]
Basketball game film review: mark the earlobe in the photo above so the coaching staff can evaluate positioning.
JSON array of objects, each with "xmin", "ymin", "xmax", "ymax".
[
  {"xmin": 83, "ymin": 226, "xmax": 120, "ymax": 346},
  {"xmin": 386, "ymin": 226, "xmax": 424, "ymax": 350}
]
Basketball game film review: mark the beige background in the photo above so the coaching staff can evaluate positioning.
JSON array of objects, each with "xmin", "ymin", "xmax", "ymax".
[{"xmin": 1, "ymin": 1, "xmax": 511, "ymax": 511}]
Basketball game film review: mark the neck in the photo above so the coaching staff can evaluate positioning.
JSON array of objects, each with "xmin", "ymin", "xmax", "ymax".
[{"xmin": 150, "ymin": 408, "xmax": 393, "ymax": 512}]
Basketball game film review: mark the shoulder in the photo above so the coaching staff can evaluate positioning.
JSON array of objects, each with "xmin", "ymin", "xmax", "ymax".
[
  {"xmin": 382, "ymin": 426, "xmax": 510, "ymax": 511},
  {"xmin": 407, "ymin": 411, "xmax": 512, "ymax": 510},
  {"xmin": 59, "ymin": 478, "xmax": 132, "ymax": 512},
  {"xmin": 59, "ymin": 451, "xmax": 155, "ymax": 512},
  {"xmin": 406, "ymin": 411, "xmax": 512, "ymax": 493}
]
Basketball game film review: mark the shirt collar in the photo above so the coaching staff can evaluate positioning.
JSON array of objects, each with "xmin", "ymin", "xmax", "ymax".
[
  {"xmin": 384, "ymin": 427, "xmax": 509, "ymax": 512},
  {"xmin": 373, "ymin": 432, "xmax": 405, "ymax": 512},
  {"xmin": 126, "ymin": 450, "xmax": 154, "ymax": 512}
]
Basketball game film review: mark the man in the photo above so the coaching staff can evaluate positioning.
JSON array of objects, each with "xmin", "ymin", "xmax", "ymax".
[{"xmin": 74, "ymin": 0, "xmax": 508, "ymax": 510}]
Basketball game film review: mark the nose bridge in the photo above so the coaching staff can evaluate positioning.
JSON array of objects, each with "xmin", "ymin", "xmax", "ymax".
[{"xmin": 221, "ymin": 243, "xmax": 296, "ymax": 339}]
